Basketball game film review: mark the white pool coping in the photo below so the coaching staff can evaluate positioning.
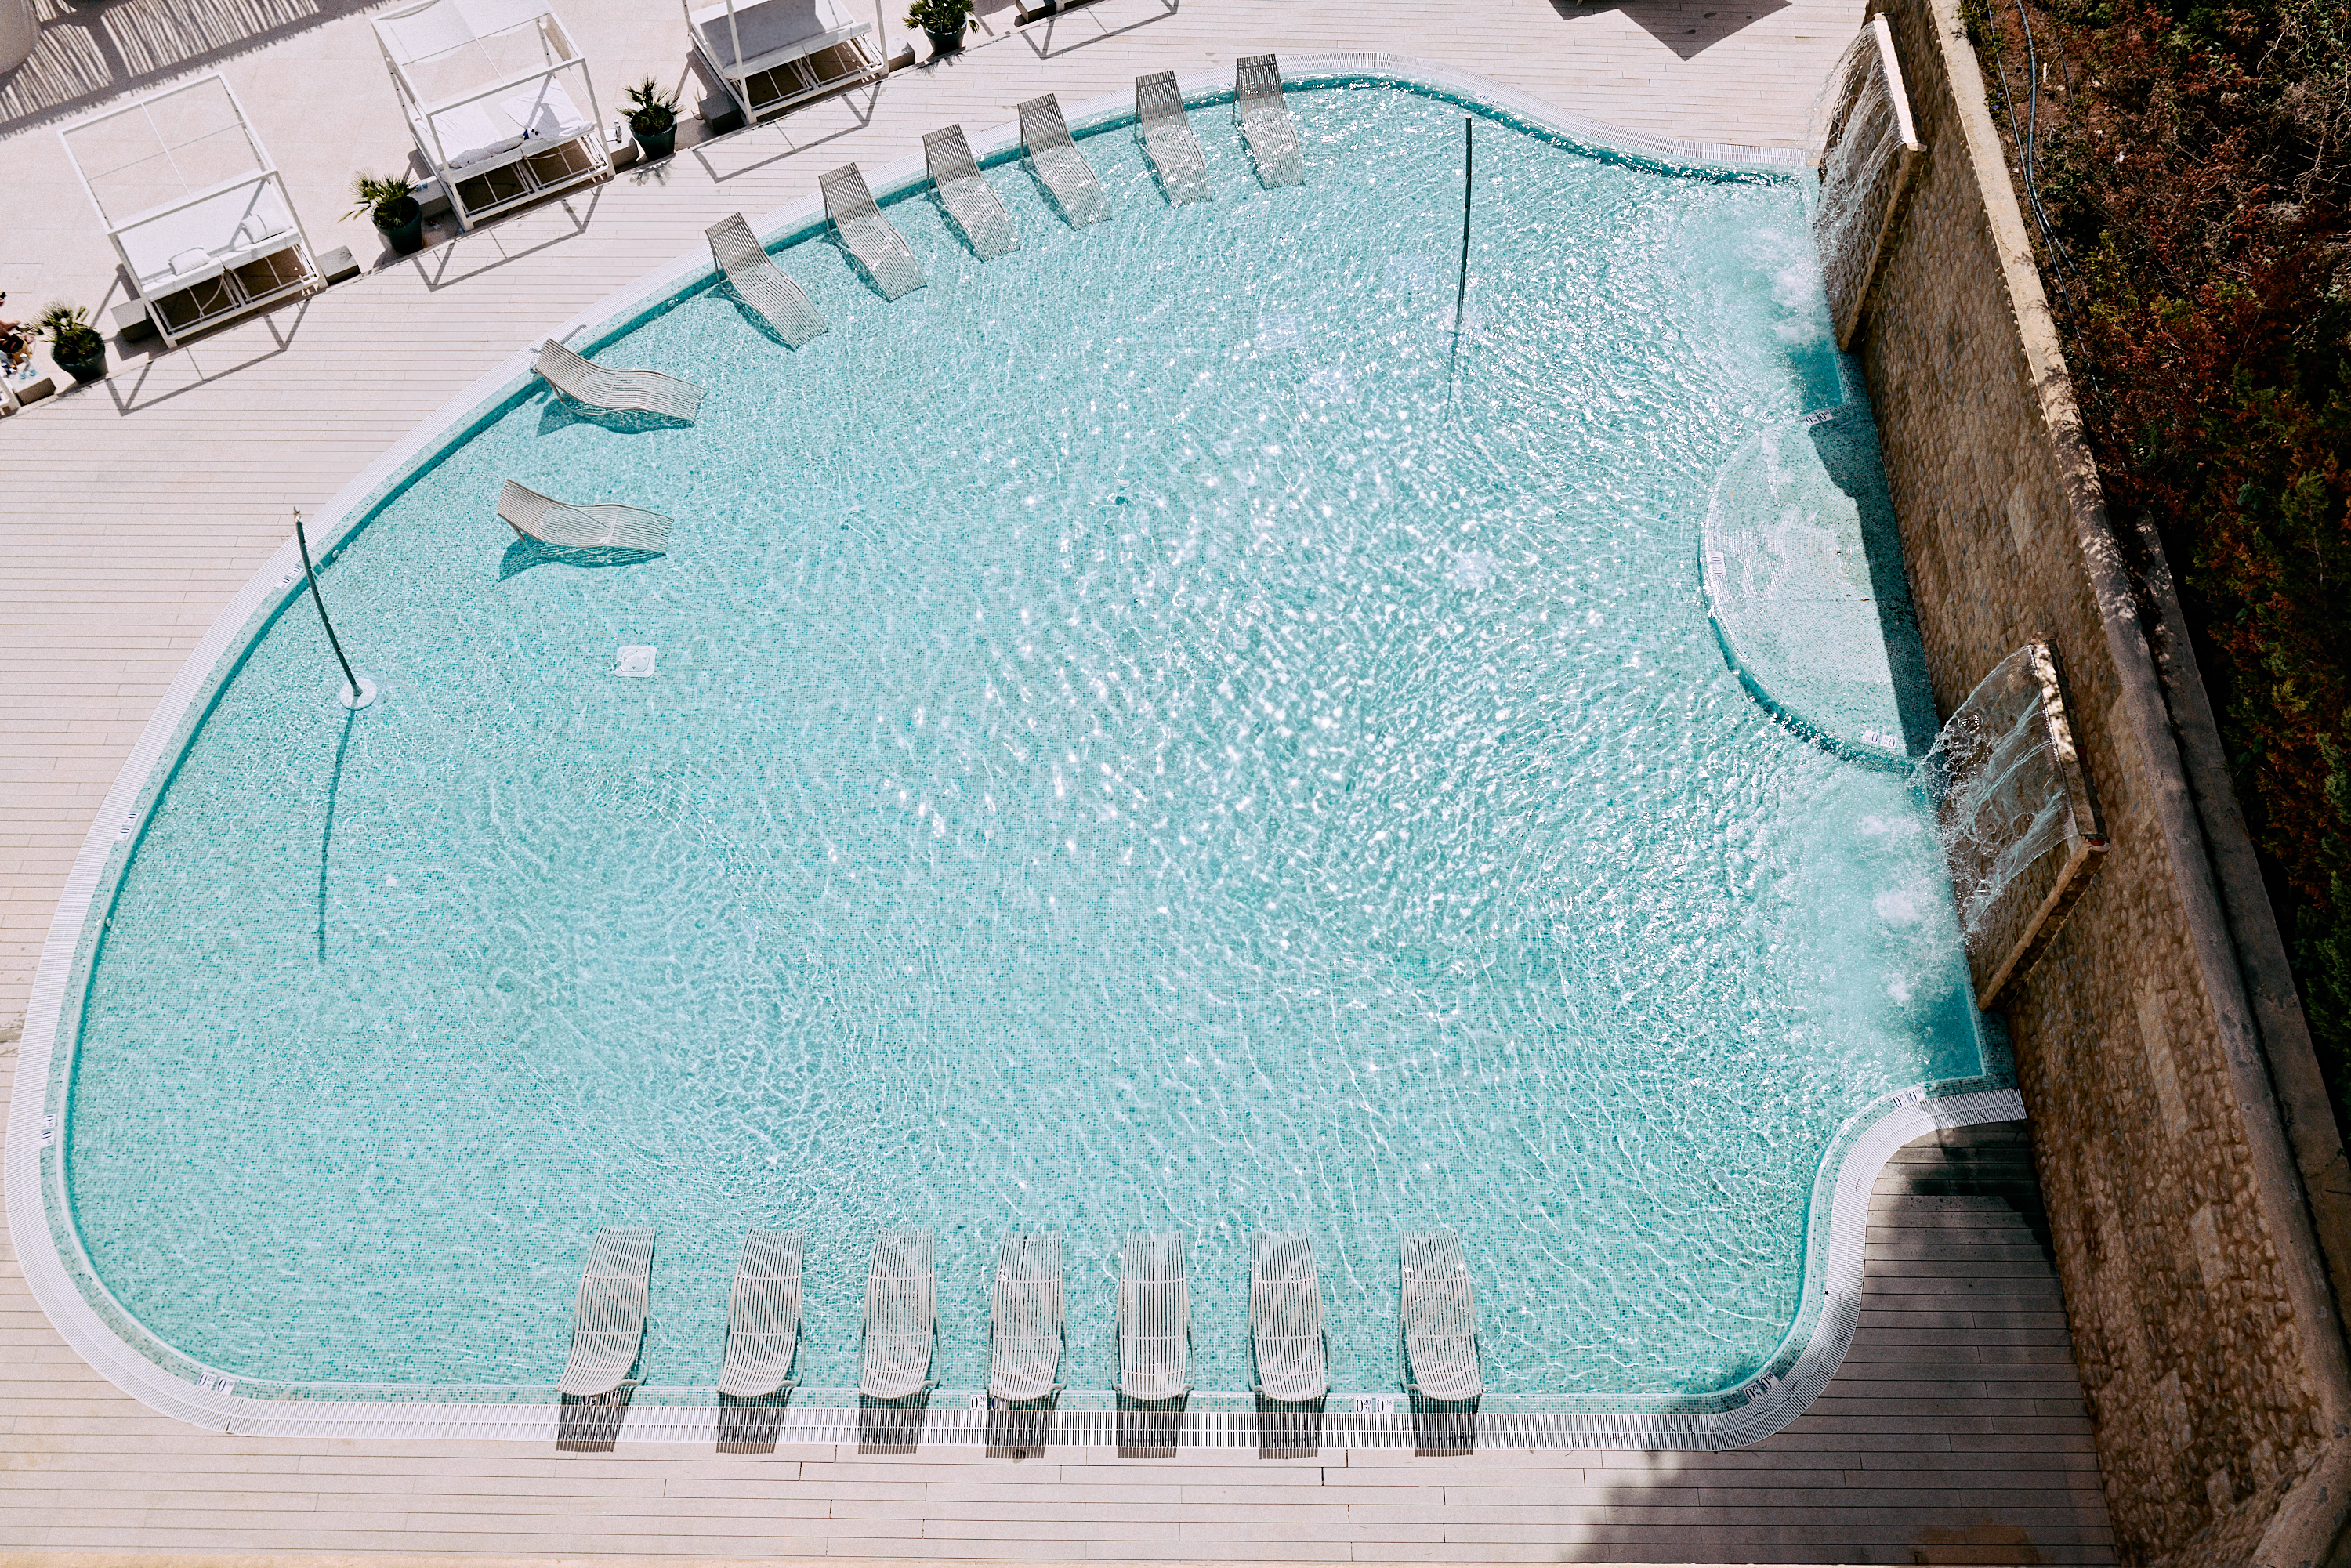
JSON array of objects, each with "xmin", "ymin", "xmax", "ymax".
[{"xmin": 6, "ymin": 55, "xmax": 1995, "ymax": 1450}]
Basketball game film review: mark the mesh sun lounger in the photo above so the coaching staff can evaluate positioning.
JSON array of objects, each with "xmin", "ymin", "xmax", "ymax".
[
  {"xmin": 987, "ymin": 1233, "xmax": 1065, "ymax": 1401},
  {"xmin": 1016, "ymin": 95, "xmax": 1109, "ymax": 227},
  {"xmin": 717, "ymin": 1229, "xmax": 803, "ymax": 1397},
  {"xmin": 922, "ymin": 125, "xmax": 1019, "ymax": 259},
  {"xmin": 1235, "ymin": 54, "xmax": 1304, "ymax": 188},
  {"xmin": 498, "ymin": 480, "xmax": 672, "ymax": 551},
  {"xmin": 1117, "ymin": 1231, "xmax": 1190, "ymax": 1400},
  {"xmin": 860, "ymin": 1229, "xmax": 937, "ymax": 1399},
  {"xmin": 1134, "ymin": 71, "xmax": 1210, "ymax": 205},
  {"xmin": 1400, "ymin": 1229, "xmax": 1483, "ymax": 1400},
  {"xmin": 706, "ymin": 212, "xmax": 828, "ymax": 347},
  {"xmin": 557, "ymin": 1226, "xmax": 654, "ymax": 1396},
  {"xmin": 1250, "ymin": 1231, "xmax": 1327, "ymax": 1401},
  {"xmin": 820, "ymin": 164, "xmax": 925, "ymax": 301},
  {"xmin": 535, "ymin": 339, "xmax": 705, "ymax": 418}
]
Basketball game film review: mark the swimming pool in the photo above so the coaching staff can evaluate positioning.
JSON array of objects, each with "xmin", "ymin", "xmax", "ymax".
[{"xmin": 25, "ymin": 64, "xmax": 2007, "ymax": 1429}]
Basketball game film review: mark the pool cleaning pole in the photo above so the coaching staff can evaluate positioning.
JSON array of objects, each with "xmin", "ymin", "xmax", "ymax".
[
  {"xmin": 1447, "ymin": 117, "xmax": 1474, "ymax": 404},
  {"xmin": 295, "ymin": 509, "xmax": 376, "ymax": 709}
]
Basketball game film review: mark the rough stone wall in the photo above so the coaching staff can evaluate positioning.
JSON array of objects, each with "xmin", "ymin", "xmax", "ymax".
[{"xmin": 1857, "ymin": 2, "xmax": 2344, "ymax": 1560}]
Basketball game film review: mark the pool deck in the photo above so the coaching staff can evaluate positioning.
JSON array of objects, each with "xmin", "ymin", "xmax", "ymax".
[{"xmin": 1, "ymin": 0, "xmax": 2118, "ymax": 1559}]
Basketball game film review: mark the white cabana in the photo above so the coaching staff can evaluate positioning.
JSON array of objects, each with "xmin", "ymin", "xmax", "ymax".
[
  {"xmin": 684, "ymin": 0, "xmax": 886, "ymax": 127},
  {"xmin": 58, "ymin": 73, "xmax": 321, "ymax": 349},
  {"xmin": 373, "ymin": 0, "xmax": 610, "ymax": 234}
]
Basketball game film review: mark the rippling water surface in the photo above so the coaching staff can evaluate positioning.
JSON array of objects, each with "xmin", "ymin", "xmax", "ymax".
[{"xmin": 68, "ymin": 84, "xmax": 1983, "ymax": 1399}]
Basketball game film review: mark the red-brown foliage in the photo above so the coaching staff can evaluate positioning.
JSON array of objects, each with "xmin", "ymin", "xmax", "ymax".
[{"xmin": 1967, "ymin": 0, "xmax": 2351, "ymax": 1108}]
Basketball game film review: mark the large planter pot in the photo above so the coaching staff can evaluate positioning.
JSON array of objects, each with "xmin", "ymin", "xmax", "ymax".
[
  {"xmin": 632, "ymin": 122, "xmax": 677, "ymax": 161},
  {"xmin": 375, "ymin": 197, "xmax": 426, "ymax": 256},
  {"xmin": 924, "ymin": 24, "xmax": 965, "ymax": 53},
  {"xmin": 56, "ymin": 339, "xmax": 106, "ymax": 385}
]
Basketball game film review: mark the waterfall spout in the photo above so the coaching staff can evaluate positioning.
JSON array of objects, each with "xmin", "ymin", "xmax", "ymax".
[
  {"xmin": 1808, "ymin": 17, "xmax": 1925, "ymax": 349},
  {"xmin": 1914, "ymin": 645, "xmax": 2107, "ymax": 1005}
]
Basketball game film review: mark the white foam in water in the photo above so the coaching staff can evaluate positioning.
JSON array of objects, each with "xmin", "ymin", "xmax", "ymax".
[
  {"xmin": 1302, "ymin": 364, "xmax": 1353, "ymax": 404},
  {"xmin": 614, "ymin": 646, "xmax": 656, "ymax": 677},
  {"xmin": 1255, "ymin": 312, "xmax": 1303, "ymax": 351},
  {"xmin": 1384, "ymin": 252, "xmax": 1440, "ymax": 293}
]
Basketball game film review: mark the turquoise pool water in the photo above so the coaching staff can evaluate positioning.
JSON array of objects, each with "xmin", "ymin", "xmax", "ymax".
[{"xmin": 64, "ymin": 82, "xmax": 1985, "ymax": 1402}]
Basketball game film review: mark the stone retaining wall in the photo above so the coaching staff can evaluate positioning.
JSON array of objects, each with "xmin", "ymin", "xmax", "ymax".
[{"xmin": 1857, "ymin": 0, "xmax": 2351, "ymax": 1561}]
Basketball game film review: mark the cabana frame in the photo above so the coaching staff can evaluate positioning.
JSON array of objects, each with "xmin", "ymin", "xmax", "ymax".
[
  {"xmin": 684, "ymin": 0, "xmax": 888, "ymax": 128},
  {"xmin": 372, "ymin": 0, "xmax": 610, "ymax": 234},
  {"xmin": 58, "ymin": 73, "xmax": 321, "ymax": 349}
]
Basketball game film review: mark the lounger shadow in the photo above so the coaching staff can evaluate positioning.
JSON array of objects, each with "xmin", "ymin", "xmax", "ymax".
[
  {"xmin": 1254, "ymin": 1393, "xmax": 1324, "ymax": 1459},
  {"xmin": 556, "ymin": 1385, "xmax": 634, "ymax": 1452},
  {"xmin": 857, "ymin": 1390, "xmax": 929, "ymax": 1454},
  {"xmin": 717, "ymin": 1390, "xmax": 792, "ymax": 1453},
  {"xmin": 984, "ymin": 1393, "xmax": 1056, "ymax": 1459},
  {"xmin": 498, "ymin": 539, "xmax": 664, "ymax": 579},
  {"xmin": 1114, "ymin": 1392, "xmax": 1185, "ymax": 1458},
  {"xmin": 1407, "ymin": 1392, "xmax": 1478, "ymax": 1457},
  {"xmin": 534, "ymin": 398, "xmax": 693, "ymax": 436}
]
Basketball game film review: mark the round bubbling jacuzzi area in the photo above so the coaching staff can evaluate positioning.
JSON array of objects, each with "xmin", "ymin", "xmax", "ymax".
[{"xmin": 20, "ymin": 65, "xmax": 2012, "ymax": 1439}]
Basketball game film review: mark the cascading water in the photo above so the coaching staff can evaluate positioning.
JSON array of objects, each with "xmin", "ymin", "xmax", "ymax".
[
  {"xmin": 1912, "ymin": 644, "xmax": 2107, "ymax": 1003},
  {"xmin": 1807, "ymin": 16, "xmax": 1925, "ymax": 348}
]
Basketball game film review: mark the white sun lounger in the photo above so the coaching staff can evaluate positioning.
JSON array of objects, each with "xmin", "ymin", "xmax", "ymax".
[
  {"xmin": 1135, "ymin": 71, "xmax": 1210, "ymax": 205},
  {"xmin": 987, "ymin": 1233, "xmax": 1065, "ymax": 1401},
  {"xmin": 860, "ymin": 1229, "xmax": 937, "ymax": 1399},
  {"xmin": 535, "ymin": 339, "xmax": 705, "ymax": 419},
  {"xmin": 707, "ymin": 212, "xmax": 828, "ymax": 347},
  {"xmin": 1016, "ymin": 94, "xmax": 1108, "ymax": 227},
  {"xmin": 718, "ymin": 1229, "xmax": 803, "ymax": 1397},
  {"xmin": 820, "ymin": 164, "xmax": 925, "ymax": 301},
  {"xmin": 923, "ymin": 125, "xmax": 1019, "ymax": 259},
  {"xmin": 1400, "ymin": 1229, "xmax": 1483, "ymax": 1400},
  {"xmin": 1236, "ymin": 54, "xmax": 1304, "ymax": 187},
  {"xmin": 1250, "ymin": 1231, "xmax": 1327, "ymax": 1402},
  {"xmin": 498, "ymin": 480, "xmax": 672, "ymax": 551},
  {"xmin": 558, "ymin": 1227, "xmax": 654, "ymax": 1396},
  {"xmin": 1117, "ymin": 1231, "xmax": 1190, "ymax": 1400}
]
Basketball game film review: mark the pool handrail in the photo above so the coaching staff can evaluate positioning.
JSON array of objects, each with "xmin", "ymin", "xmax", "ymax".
[
  {"xmin": 706, "ymin": 212, "xmax": 829, "ymax": 347},
  {"xmin": 1134, "ymin": 71, "xmax": 1212, "ymax": 205},
  {"xmin": 1116, "ymin": 1230, "xmax": 1190, "ymax": 1400},
  {"xmin": 820, "ymin": 163, "xmax": 926, "ymax": 301},
  {"xmin": 1015, "ymin": 94, "xmax": 1109, "ymax": 227},
  {"xmin": 716, "ymin": 1229, "xmax": 803, "ymax": 1398},
  {"xmin": 986, "ymin": 1233, "xmax": 1065, "ymax": 1402},
  {"xmin": 922, "ymin": 125, "xmax": 1020, "ymax": 259},
  {"xmin": 1235, "ymin": 53, "xmax": 1304, "ymax": 187},
  {"xmin": 1249, "ymin": 1230, "xmax": 1328, "ymax": 1402},
  {"xmin": 1399, "ymin": 1229, "xmax": 1483, "ymax": 1401},
  {"xmin": 556, "ymin": 1226, "xmax": 655, "ymax": 1397},
  {"xmin": 858, "ymin": 1229, "xmax": 937, "ymax": 1399},
  {"xmin": 534, "ymin": 338, "xmax": 705, "ymax": 419}
]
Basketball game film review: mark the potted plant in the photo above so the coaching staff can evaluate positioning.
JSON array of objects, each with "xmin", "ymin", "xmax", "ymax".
[
  {"xmin": 904, "ymin": 0, "xmax": 972, "ymax": 55},
  {"xmin": 39, "ymin": 303, "xmax": 105, "ymax": 385},
  {"xmin": 622, "ymin": 77, "xmax": 679, "ymax": 161},
  {"xmin": 350, "ymin": 173, "xmax": 425, "ymax": 255}
]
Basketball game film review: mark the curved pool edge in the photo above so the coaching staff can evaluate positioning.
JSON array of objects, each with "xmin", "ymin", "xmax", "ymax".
[{"xmin": 9, "ymin": 56, "xmax": 1891, "ymax": 1445}]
